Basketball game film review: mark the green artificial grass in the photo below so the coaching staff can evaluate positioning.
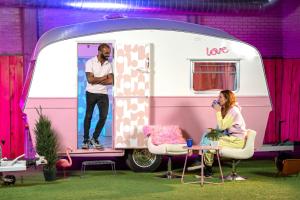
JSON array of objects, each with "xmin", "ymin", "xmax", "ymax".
[{"xmin": 1, "ymin": 160, "xmax": 299, "ymax": 200}]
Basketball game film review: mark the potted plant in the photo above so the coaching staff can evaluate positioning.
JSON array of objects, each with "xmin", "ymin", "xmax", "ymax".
[
  {"xmin": 34, "ymin": 107, "xmax": 58, "ymax": 181},
  {"xmin": 206, "ymin": 128, "xmax": 223, "ymax": 141}
]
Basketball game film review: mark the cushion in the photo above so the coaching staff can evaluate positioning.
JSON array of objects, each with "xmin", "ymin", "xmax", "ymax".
[{"xmin": 143, "ymin": 125, "xmax": 186, "ymax": 145}]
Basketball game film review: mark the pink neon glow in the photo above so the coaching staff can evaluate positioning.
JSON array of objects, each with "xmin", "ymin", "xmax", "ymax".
[{"xmin": 0, "ymin": 56, "xmax": 24, "ymax": 158}]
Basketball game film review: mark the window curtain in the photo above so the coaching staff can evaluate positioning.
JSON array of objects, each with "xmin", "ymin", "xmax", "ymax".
[
  {"xmin": 0, "ymin": 55, "xmax": 24, "ymax": 158},
  {"xmin": 264, "ymin": 58, "xmax": 300, "ymax": 143},
  {"xmin": 193, "ymin": 62, "xmax": 236, "ymax": 91}
]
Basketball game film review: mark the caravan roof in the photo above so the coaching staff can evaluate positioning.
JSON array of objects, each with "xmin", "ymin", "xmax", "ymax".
[{"xmin": 33, "ymin": 18, "xmax": 236, "ymax": 60}]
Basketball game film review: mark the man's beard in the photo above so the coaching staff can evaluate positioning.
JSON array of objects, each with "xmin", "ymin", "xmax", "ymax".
[{"xmin": 101, "ymin": 54, "xmax": 109, "ymax": 60}]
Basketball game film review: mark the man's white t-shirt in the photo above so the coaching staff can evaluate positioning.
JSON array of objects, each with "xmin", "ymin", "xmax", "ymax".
[{"xmin": 85, "ymin": 56, "xmax": 113, "ymax": 94}]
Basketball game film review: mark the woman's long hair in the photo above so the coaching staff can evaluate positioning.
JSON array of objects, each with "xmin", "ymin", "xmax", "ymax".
[{"xmin": 220, "ymin": 90, "xmax": 236, "ymax": 118}]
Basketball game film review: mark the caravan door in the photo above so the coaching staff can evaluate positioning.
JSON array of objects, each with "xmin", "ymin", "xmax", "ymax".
[{"xmin": 114, "ymin": 44, "xmax": 151, "ymax": 148}]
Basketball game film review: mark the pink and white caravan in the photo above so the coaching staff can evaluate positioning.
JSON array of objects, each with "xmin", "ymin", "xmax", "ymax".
[{"xmin": 21, "ymin": 18, "xmax": 271, "ymax": 171}]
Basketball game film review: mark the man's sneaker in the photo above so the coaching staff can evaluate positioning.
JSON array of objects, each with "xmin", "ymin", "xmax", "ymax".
[
  {"xmin": 82, "ymin": 141, "xmax": 89, "ymax": 149},
  {"xmin": 90, "ymin": 138, "xmax": 104, "ymax": 149}
]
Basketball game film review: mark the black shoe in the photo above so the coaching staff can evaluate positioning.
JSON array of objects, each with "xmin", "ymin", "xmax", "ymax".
[{"xmin": 204, "ymin": 166, "xmax": 213, "ymax": 177}]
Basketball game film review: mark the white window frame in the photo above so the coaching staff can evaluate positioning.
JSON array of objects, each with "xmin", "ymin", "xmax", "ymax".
[{"xmin": 190, "ymin": 60, "xmax": 240, "ymax": 94}]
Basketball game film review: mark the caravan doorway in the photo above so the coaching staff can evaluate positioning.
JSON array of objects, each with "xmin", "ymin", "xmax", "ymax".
[{"xmin": 77, "ymin": 43, "xmax": 114, "ymax": 149}]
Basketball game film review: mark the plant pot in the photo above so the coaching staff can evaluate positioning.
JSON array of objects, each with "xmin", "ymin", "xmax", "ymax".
[{"xmin": 43, "ymin": 167, "xmax": 56, "ymax": 181}]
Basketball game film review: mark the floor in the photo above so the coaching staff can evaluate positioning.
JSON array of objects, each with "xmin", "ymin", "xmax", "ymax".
[{"xmin": 1, "ymin": 160, "xmax": 300, "ymax": 200}]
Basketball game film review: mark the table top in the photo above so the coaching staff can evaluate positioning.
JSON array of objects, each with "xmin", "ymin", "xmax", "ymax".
[{"xmin": 183, "ymin": 145, "xmax": 221, "ymax": 150}]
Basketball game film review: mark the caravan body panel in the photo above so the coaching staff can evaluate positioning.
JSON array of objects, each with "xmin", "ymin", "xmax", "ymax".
[{"xmin": 23, "ymin": 19, "xmax": 271, "ymax": 154}]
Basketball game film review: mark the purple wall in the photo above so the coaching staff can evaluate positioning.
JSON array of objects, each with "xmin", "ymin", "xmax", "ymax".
[
  {"xmin": 0, "ymin": 8, "xmax": 37, "ymax": 75},
  {"xmin": 36, "ymin": 10, "xmax": 283, "ymax": 57},
  {"xmin": 282, "ymin": 5, "xmax": 300, "ymax": 58},
  {"xmin": 0, "ymin": 3, "xmax": 300, "ymax": 71},
  {"xmin": 0, "ymin": 3, "xmax": 299, "ymax": 148},
  {"xmin": 0, "ymin": 8, "xmax": 22, "ymax": 54},
  {"xmin": 36, "ymin": 9, "xmax": 188, "ymax": 35},
  {"xmin": 200, "ymin": 15, "xmax": 283, "ymax": 57}
]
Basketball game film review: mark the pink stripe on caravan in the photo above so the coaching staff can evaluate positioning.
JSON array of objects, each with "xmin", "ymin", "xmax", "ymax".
[
  {"xmin": 24, "ymin": 96, "xmax": 271, "ymax": 154},
  {"xmin": 24, "ymin": 97, "xmax": 123, "ymax": 156},
  {"xmin": 149, "ymin": 96, "xmax": 271, "ymax": 149},
  {"xmin": 24, "ymin": 98, "xmax": 78, "ymax": 153}
]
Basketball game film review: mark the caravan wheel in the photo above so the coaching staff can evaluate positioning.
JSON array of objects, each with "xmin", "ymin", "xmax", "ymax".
[{"xmin": 126, "ymin": 149, "xmax": 162, "ymax": 172}]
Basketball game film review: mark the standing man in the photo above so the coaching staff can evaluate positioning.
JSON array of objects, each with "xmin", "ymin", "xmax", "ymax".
[{"xmin": 82, "ymin": 43, "xmax": 113, "ymax": 149}]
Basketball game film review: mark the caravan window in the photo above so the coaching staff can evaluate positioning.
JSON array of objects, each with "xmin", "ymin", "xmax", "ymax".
[{"xmin": 192, "ymin": 61, "xmax": 238, "ymax": 92}]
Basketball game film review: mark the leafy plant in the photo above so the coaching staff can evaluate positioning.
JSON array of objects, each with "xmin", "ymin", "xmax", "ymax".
[
  {"xmin": 206, "ymin": 128, "xmax": 224, "ymax": 141},
  {"xmin": 34, "ymin": 107, "xmax": 58, "ymax": 170}
]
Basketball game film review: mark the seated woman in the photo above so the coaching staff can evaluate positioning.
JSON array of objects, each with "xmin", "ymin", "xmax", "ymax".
[{"xmin": 190, "ymin": 90, "xmax": 247, "ymax": 177}]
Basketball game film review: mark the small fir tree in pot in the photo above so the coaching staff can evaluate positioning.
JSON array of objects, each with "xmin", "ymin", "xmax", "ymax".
[{"xmin": 34, "ymin": 107, "xmax": 58, "ymax": 181}]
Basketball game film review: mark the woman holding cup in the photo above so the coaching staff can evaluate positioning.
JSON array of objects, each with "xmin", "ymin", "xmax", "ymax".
[{"xmin": 189, "ymin": 90, "xmax": 247, "ymax": 177}]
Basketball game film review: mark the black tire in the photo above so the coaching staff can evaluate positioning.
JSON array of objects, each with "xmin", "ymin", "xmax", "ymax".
[
  {"xmin": 3, "ymin": 175, "xmax": 16, "ymax": 185},
  {"xmin": 275, "ymin": 152, "xmax": 293, "ymax": 172},
  {"xmin": 126, "ymin": 149, "xmax": 162, "ymax": 172}
]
